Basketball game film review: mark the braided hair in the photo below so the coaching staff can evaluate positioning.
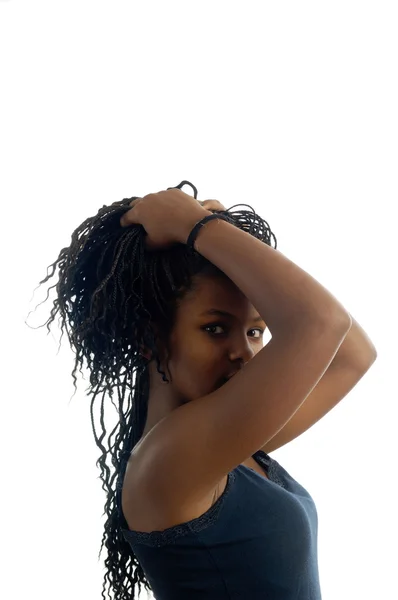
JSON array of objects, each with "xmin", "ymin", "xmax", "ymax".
[{"xmin": 27, "ymin": 180, "xmax": 277, "ymax": 599}]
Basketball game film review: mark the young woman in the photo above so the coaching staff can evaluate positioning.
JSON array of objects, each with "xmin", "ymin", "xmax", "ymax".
[{"xmin": 33, "ymin": 181, "xmax": 357, "ymax": 599}]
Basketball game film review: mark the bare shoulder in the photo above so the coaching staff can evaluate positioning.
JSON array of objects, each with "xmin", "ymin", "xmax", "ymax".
[{"xmin": 121, "ymin": 447, "xmax": 223, "ymax": 533}]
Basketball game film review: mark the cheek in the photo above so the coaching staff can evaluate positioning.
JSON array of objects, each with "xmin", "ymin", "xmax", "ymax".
[
  {"xmin": 178, "ymin": 361, "xmax": 217, "ymax": 397},
  {"xmin": 170, "ymin": 341, "xmax": 220, "ymax": 386}
]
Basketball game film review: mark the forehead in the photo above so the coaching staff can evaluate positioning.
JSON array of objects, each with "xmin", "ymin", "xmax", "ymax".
[
  {"xmin": 193, "ymin": 272, "xmax": 244, "ymax": 299},
  {"xmin": 181, "ymin": 274, "xmax": 256, "ymax": 317}
]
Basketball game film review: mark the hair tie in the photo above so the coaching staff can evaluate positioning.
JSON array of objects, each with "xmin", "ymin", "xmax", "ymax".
[{"xmin": 187, "ymin": 214, "xmax": 229, "ymax": 250}]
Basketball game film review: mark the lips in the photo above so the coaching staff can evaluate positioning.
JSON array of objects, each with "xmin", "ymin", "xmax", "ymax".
[
  {"xmin": 226, "ymin": 371, "xmax": 238, "ymax": 380},
  {"xmin": 217, "ymin": 373, "xmax": 237, "ymax": 388},
  {"xmin": 215, "ymin": 377, "xmax": 227, "ymax": 390}
]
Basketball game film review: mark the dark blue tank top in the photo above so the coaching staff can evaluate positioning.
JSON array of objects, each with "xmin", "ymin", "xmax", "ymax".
[{"xmin": 121, "ymin": 450, "xmax": 322, "ymax": 599}]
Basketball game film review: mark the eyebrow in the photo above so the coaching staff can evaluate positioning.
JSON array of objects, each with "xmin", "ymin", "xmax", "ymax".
[{"xmin": 200, "ymin": 308, "xmax": 265, "ymax": 324}]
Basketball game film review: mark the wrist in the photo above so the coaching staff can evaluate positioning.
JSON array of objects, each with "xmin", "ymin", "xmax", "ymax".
[{"xmin": 177, "ymin": 208, "xmax": 213, "ymax": 245}]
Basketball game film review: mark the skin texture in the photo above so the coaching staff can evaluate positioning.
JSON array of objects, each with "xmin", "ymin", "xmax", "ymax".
[{"xmin": 140, "ymin": 272, "xmax": 267, "ymax": 439}]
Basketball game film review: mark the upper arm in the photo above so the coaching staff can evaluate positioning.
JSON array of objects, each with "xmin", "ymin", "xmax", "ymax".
[{"xmin": 133, "ymin": 316, "xmax": 351, "ymax": 514}]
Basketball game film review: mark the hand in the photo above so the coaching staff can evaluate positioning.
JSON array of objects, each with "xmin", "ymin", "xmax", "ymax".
[
  {"xmin": 120, "ymin": 188, "xmax": 213, "ymax": 251},
  {"xmin": 199, "ymin": 199, "xmax": 227, "ymax": 212}
]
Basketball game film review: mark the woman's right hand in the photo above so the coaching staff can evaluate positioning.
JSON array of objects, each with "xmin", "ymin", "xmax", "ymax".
[{"xmin": 120, "ymin": 188, "xmax": 213, "ymax": 251}]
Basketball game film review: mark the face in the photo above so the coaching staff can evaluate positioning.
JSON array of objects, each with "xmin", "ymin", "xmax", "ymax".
[{"xmin": 140, "ymin": 273, "xmax": 267, "ymax": 434}]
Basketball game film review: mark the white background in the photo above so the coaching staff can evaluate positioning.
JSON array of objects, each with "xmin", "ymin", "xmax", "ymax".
[{"xmin": 1, "ymin": 1, "xmax": 396, "ymax": 599}]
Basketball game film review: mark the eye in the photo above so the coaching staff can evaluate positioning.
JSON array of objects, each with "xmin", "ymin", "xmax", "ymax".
[{"xmin": 204, "ymin": 322, "xmax": 264, "ymax": 339}]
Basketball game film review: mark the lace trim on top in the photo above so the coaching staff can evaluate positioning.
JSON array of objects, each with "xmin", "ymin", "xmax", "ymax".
[
  {"xmin": 121, "ymin": 452, "xmax": 285, "ymax": 547},
  {"xmin": 254, "ymin": 451, "xmax": 287, "ymax": 490},
  {"xmin": 121, "ymin": 469, "xmax": 236, "ymax": 547}
]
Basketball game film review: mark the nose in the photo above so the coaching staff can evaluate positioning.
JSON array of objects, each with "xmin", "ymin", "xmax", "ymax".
[{"xmin": 229, "ymin": 336, "xmax": 256, "ymax": 363}]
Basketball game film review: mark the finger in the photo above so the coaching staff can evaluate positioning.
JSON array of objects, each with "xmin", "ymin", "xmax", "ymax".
[
  {"xmin": 121, "ymin": 201, "xmax": 140, "ymax": 227},
  {"xmin": 201, "ymin": 199, "xmax": 227, "ymax": 211}
]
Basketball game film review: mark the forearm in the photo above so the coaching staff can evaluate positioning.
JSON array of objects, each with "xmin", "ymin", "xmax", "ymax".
[{"xmin": 183, "ymin": 212, "xmax": 352, "ymax": 336}]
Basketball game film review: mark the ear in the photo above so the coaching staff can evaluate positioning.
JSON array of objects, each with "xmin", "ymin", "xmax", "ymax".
[
  {"xmin": 139, "ymin": 323, "xmax": 169, "ymax": 362},
  {"xmin": 137, "ymin": 321, "xmax": 158, "ymax": 361},
  {"xmin": 139, "ymin": 344, "xmax": 152, "ymax": 360}
]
